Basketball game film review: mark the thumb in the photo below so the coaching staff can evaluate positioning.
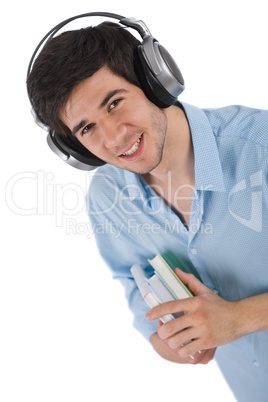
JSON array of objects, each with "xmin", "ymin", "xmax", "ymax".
[{"xmin": 174, "ymin": 268, "xmax": 212, "ymax": 296}]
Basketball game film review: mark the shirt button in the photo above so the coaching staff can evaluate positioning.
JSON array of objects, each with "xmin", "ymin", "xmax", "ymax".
[
  {"xmin": 253, "ymin": 361, "xmax": 260, "ymax": 367},
  {"xmin": 190, "ymin": 248, "xmax": 198, "ymax": 255}
]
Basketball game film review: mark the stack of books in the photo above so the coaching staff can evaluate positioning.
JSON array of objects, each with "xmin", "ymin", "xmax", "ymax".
[{"xmin": 131, "ymin": 253, "xmax": 193, "ymax": 324}]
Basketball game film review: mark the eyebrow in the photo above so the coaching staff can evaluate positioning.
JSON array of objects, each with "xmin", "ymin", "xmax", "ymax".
[
  {"xmin": 71, "ymin": 88, "xmax": 128, "ymax": 137},
  {"xmin": 98, "ymin": 88, "xmax": 128, "ymax": 109},
  {"xmin": 71, "ymin": 120, "xmax": 87, "ymax": 137}
]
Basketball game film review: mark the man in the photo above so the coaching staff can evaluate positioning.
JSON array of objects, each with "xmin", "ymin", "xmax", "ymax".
[{"xmin": 27, "ymin": 20, "xmax": 268, "ymax": 401}]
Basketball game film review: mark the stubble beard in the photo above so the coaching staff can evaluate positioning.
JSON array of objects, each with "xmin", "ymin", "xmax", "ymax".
[{"xmin": 125, "ymin": 107, "xmax": 168, "ymax": 176}]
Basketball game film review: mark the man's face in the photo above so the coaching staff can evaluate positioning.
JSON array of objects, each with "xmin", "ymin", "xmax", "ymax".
[{"xmin": 60, "ymin": 67, "xmax": 168, "ymax": 175}]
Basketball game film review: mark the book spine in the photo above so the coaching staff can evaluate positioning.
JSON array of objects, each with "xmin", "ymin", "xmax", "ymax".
[{"xmin": 148, "ymin": 254, "xmax": 193, "ymax": 299}]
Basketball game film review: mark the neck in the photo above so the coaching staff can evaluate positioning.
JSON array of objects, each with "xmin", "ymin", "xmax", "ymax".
[
  {"xmin": 143, "ymin": 104, "xmax": 195, "ymax": 188},
  {"xmin": 142, "ymin": 104, "xmax": 195, "ymax": 228}
]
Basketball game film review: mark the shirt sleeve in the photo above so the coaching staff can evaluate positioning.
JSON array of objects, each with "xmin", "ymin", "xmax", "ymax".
[{"xmin": 86, "ymin": 171, "xmax": 158, "ymax": 341}]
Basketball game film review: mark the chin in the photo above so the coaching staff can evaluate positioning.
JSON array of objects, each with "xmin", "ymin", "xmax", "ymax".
[{"xmin": 126, "ymin": 158, "xmax": 163, "ymax": 175}]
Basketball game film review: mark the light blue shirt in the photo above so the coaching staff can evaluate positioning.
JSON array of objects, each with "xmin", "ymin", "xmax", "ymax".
[{"xmin": 87, "ymin": 102, "xmax": 268, "ymax": 401}]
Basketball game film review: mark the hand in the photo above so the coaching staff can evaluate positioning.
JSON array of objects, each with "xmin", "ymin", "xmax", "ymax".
[
  {"xmin": 152, "ymin": 321, "xmax": 216, "ymax": 365},
  {"xmin": 146, "ymin": 268, "xmax": 242, "ymax": 360}
]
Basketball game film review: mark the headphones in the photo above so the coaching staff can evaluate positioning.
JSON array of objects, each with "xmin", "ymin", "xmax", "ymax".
[{"xmin": 27, "ymin": 12, "xmax": 185, "ymax": 171}]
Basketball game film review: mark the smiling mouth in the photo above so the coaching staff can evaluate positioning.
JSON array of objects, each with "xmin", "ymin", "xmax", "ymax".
[{"xmin": 121, "ymin": 135, "xmax": 142, "ymax": 156}]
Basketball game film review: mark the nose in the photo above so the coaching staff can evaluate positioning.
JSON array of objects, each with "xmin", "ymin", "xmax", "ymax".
[{"xmin": 100, "ymin": 118, "xmax": 128, "ymax": 150}]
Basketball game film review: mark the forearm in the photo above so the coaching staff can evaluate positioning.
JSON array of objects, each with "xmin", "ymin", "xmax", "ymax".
[{"xmin": 234, "ymin": 292, "xmax": 268, "ymax": 337}]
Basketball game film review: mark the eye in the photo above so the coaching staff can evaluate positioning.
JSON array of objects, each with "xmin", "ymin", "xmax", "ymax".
[
  {"xmin": 109, "ymin": 99, "xmax": 122, "ymax": 111},
  {"xmin": 81, "ymin": 123, "xmax": 95, "ymax": 136}
]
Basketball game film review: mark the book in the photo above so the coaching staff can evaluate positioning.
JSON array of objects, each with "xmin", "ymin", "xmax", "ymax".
[
  {"xmin": 131, "ymin": 255, "xmax": 195, "ymax": 358},
  {"xmin": 130, "ymin": 264, "xmax": 175, "ymax": 324},
  {"xmin": 147, "ymin": 273, "xmax": 185, "ymax": 319},
  {"xmin": 148, "ymin": 253, "xmax": 193, "ymax": 300},
  {"xmin": 130, "ymin": 253, "xmax": 193, "ymax": 322},
  {"xmin": 147, "ymin": 273, "xmax": 176, "ymax": 303}
]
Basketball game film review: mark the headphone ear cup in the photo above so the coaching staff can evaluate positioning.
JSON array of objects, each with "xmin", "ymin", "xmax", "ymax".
[
  {"xmin": 134, "ymin": 47, "xmax": 174, "ymax": 108},
  {"xmin": 134, "ymin": 39, "xmax": 185, "ymax": 108},
  {"xmin": 48, "ymin": 131, "xmax": 106, "ymax": 169},
  {"xmin": 57, "ymin": 134, "xmax": 105, "ymax": 166}
]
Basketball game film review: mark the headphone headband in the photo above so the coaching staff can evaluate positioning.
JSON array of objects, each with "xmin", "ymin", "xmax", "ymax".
[{"xmin": 27, "ymin": 12, "xmax": 185, "ymax": 170}]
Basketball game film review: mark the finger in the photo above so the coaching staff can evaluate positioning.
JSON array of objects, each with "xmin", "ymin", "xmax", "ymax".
[
  {"xmin": 157, "ymin": 320, "xmax": 164, "ymax": 331},
  {"xmin": 146, "ymin": 299, "xmax": 193, "ymax": 321},
  {"xmin": 179, "ymin": 338, "xmax": 204, "ymax": 359},
  {"xmin": 181, "ymin": 348, "xmax": 217, "ymax": 365},
  {"xmin": 188, "ymin": 349, "xmax": 213, "ymax": 365},
  {"xmin": 167, "ymin": 327, "xmax": 197, "ymax": 350},
  {"xmin": 157, "ymin": 315, "xmax": 192, "ymax": 340},
  {"xmin": 174, "ymin": 268, "xmax": 212, "ymax": 296}
]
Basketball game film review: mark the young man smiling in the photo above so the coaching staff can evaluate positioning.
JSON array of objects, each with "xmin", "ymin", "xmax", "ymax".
[
  {"xmin": 27, "ymin": 20, "xmax": 268, "ymax": 401},
  {"xmin": 59, "ymin": 67, "xmax": 170, "ymax": 175}
]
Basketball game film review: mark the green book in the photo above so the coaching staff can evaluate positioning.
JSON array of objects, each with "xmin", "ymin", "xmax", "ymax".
[{"xmin": 148, "ymin": 253, "xmax": 193, "ymax": 300}]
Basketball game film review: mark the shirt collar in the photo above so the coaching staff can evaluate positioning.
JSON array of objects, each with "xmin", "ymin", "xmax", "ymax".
[
  {"xmin": 123, "ymin": 169, "xmax": 148, "ymax": 201},
  {"xmin": 181, "ymin": 102, "xmax": 225, "ymax": 192},
  {"xmin": 124, "ymin": 102, "xmax": 226, "ymax": 199}
]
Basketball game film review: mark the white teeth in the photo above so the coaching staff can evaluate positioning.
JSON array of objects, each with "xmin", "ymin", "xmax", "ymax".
[{"xmin": 122, "ymin": 137, "xmax": 141, "ymax": 156}]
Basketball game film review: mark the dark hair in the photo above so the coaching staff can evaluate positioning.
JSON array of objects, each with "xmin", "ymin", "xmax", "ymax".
[{"xmin": 27, "ymin": 22, "xmax": 141, "ymax": 137}]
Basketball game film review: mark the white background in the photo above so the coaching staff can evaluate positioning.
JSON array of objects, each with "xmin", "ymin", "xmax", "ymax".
[{"xmin": 2, "ymin": 0, "xmax": 267, "ymax": 401}]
